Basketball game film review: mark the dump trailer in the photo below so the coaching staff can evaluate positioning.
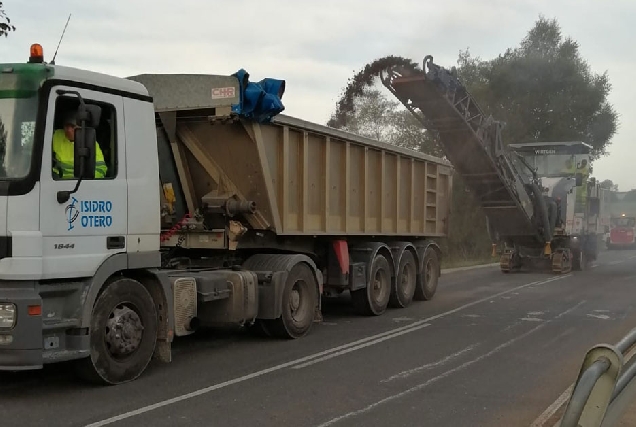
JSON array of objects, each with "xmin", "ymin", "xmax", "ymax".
[
  {"xmin": 0, "ymin": 45, "xmax": 451, "ymax": 384},
  {"xmin": 380, "ymin": 55, "xmax": 602, "ymax": 274}
]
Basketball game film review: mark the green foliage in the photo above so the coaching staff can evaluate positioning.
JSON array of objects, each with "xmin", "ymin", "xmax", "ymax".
[
  {"xmin": 339, "ymin": 88, "xmax": 444, "ymax": 157},
  {"xmin": 0, "ymin": 2, "xmax": 15, "ymax": 38},
  {"xmin": 445, "ymin": 172, "xmax": 493, "ymax": 262},
  {"xmin": 455, "ymin": 16, "xmax": 618, "ymax": 161}
]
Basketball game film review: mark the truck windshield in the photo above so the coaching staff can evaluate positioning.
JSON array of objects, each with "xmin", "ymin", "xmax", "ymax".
[
  {"xmin": 612, "ymin": 217, "xmax": 636, "ymax": 228},
  {"xmin": 0, "ymin": 95, "xmax": 37, "ymax": 179},
  {"xmin": 0, "ymin": 64, "xmax": 49, "ymax": 180}
]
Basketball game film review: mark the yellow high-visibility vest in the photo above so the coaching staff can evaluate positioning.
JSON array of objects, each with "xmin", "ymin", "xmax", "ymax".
[{"xmin": 52, "ymin": 129, "xmax": 107, "ymax": 179}]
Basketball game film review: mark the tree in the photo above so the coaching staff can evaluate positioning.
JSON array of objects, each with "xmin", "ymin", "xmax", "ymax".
[
  {"xmin": 339, "ymin": 88, "xmax": 444, "ymax": 157},
  {"xmin": 338, "ymin": 88, "xmax": 399, "ymax": 142},
  {"xmin": 0, "ymin": 2, "xmax": 15, "ymax": 38},
  {"xmin": 455, "ymin": 16, "xmax": 618, "ymax": 161},
  {"xmin": 599, "ymin": 179, "xmax": 618, "ymax": 192}
]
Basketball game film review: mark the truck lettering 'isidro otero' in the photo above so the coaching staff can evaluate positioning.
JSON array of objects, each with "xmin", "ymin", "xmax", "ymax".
[{"xmin": 0, "ymin": 45, "xmax": 452, "ymax": 384}]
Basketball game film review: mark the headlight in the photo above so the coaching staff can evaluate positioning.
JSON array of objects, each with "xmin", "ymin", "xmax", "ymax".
[{"xmin": 0, "ymin": 303, "xmax": 16, "ymax": 329}]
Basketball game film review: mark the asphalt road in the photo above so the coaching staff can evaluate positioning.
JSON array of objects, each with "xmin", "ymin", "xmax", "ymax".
[{"xmin": 3, "ymin": 249, "xmax": 636, "ymax": 427}]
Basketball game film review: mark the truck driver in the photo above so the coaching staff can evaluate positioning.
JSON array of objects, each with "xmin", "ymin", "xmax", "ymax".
[{"xmin": 52, "ymin": 110, "xmax": 108, "ymax": 180}]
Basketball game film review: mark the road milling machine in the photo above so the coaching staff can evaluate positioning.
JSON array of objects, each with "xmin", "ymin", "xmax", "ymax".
[{"xmin": 380, "ymin": 55, "xmax": 606, "ymax": 274}]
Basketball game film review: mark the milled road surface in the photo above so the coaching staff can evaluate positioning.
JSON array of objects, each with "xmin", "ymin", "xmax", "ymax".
[{"xmin": 3, "ymin": 249, "xmax": 636, "ymax": 427}]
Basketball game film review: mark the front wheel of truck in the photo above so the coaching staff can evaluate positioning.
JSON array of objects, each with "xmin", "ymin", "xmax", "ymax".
[
  {"xmin": 75, "ymin": 278, "xmax": 158, "ymax": 385},
  {"xmin": 267, "ymin": 263, "xmax": 317, "ymax": 339}
]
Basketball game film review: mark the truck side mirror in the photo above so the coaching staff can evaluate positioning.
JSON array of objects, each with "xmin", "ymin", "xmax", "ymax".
[
  {"xmin": 73, "ymin": 103, "xmax": 101, "ymax": 179},
  {"xmin": 74, "ymin": 127, "xmax": 96, "ymax": 179},
  {"xmin": 575, "ymin": 173, "xmax": 583, "ymax": 186},
  {"xmin": 78, "ymin": 103, "xmax": 102, "ymax": 128}
]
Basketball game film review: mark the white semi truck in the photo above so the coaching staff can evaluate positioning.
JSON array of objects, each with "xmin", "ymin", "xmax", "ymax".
[{"xmin": 0, "ymin": 44, "xmax": 452, "ymax": 384}]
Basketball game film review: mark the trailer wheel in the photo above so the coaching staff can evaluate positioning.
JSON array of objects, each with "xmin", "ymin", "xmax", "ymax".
[
  {"xmin": 389, "ymin": 250, "xmax": 417, "ymax": 308},
  {"xmin": 267, "ymin": 263, "xmax": 317, "ymax": 339},
  {"xmin": 75, "ymin": 278, "xmax": 158, "ymax": 385},
  {"xmin": 352, "ymin": 253, "xmax": 392, "ymax": 316},
  {"xmin": 414, "ymin": 247, "xmax": 439, "ymax": 301}
]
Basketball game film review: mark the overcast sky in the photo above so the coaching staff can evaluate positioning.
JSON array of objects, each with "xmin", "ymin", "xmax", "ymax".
[{"xmin": 1, "ymin": 0, "xmax": 633, "ymax": 189}]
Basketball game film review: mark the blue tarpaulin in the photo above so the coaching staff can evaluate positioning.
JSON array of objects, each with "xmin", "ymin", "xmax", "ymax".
[{"xmin": 231, "ymin": 69, "xmax": 285, "ymax": 123}]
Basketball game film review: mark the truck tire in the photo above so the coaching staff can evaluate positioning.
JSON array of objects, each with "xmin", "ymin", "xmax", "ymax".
[
  {"xmin": 351, "ymin": 253, "xmax": 392, "ymax": 316},
  {"xmin": 389, "ymin": 250, "xmax": 417, "ymax": 308},
  {"xmin": 267, "ymin": 263, "xmax": 317, "ymax": 339},
  {"xmin": 414, "ymin": 247, "xmax": 439, "ymax": 301},
  {"xmin": 75, "ymin": 278, "xmax": 158, "ymax": 385}
]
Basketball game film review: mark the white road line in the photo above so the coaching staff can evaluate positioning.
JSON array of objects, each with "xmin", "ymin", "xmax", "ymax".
[
  {"xmin": 529, "ymin": 384, "xmax": 575, "ymax": 427},
  {"xmin": 292, "ymin": 323, "xmax": 432, "ymax": 369},
  {"xmin": 315, "ymin": 301, "xmax": 585, "ymax": 427},
  {"xmin": 86, "ymin": 274, "xmax": 571, "ymax": 427},
  {"xmin": 529, "ymin": 329, "xmax": 636, "ymax": 427},
  {"xmin": 292, "ymin": 275, "xmax": 568, "ymax": 370},
  {"xmin": 380, "ymin": 344, "xmax": 479, "ymax": 383}
]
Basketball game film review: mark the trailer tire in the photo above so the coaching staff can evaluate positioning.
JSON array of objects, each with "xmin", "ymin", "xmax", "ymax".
[
  {"xmin": 75, "ymin": 278, "xmax": 158, "ymax": 385},
  {"xmin": 351, "ymin": 253, "xmax": 392, "ymax": 316},
  {"xmin": 267, "ymin": 263, "xmax": 316, "ymax": 339},
  {"xmin": 414, "ymin": 247, "xmax": 439, "ymax": 301},
  {"xmin": 389, "ymin": 250, "xmax": 417, "ymax": 308}
]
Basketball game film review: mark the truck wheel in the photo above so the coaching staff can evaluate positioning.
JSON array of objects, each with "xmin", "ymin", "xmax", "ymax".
[
  {"xmin": 352, "ymin": 253, "xmax": 392, "ymax": 316},
  {"xmin": 389, "ymin": 250, "xmax": 417, "ymax": 308},
  {"xmin": 76, "ymin": 278, "xmax": 158, "ymax": 385},
  {"xmin": 267, "ymin": 263, "xmax": 317, "ymax": 339},
  {"xmin": 414, "ymin": 247, "xmax": 439, "ymax": 301}
]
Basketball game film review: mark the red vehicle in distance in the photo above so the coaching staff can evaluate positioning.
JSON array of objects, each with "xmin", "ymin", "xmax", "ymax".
[{"xmin": 607, "ymin": 214, "xmax": 636, "ymax": 249}]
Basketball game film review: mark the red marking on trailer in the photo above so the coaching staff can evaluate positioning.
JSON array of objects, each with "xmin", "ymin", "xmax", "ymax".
[
  {"xmin": 211, "ymin": 87, "xmax": 236, "ymax": 99},
  {"xmin": 333, "ymin": 240, "xmax": 349, "ymax": 274}
]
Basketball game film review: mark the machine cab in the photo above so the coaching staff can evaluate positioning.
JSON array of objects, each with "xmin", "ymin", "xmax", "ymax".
[
  {"xmin": 508, "ymin": 141, "xmax": 592, "ymax": 183},
  {"xmin": 508, "ymin": 141, "xmax": 595, "ymax": 233}
]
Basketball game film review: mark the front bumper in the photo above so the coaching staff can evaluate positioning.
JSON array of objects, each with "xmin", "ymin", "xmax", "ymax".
[{"xmin": 0, "ymin": 282, "xmax": 43, "ymax": 370}]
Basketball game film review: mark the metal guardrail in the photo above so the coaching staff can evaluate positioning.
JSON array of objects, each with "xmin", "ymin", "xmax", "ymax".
[{"xmin": 557, "ymin": 327, "xmax": 636, "ymax": 427}]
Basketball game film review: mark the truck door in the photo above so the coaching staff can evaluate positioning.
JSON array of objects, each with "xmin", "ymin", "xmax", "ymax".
[{"xmin": 39, "ymin": 85, "xmax": 127, "ymax": 280}]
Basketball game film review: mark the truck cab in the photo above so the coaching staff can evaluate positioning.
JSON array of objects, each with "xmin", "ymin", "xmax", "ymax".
[
  {"xmin": 608, "ymin": 214, "xmax": 636, "ymax": 249},
  {"xmin": 0, "ymin": 45, "xmax": 161, "ymax": 374}
]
